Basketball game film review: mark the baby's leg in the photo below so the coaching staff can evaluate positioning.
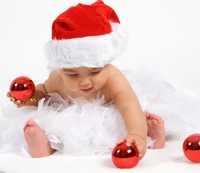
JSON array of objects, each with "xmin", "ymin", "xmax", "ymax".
[
  {"xmin": 146, "ymin": 112, "xmax": 165, "ymax": 149},
  {"xmin": 24, "ymin": 119, "xmax": 55, "ymax": 158}
]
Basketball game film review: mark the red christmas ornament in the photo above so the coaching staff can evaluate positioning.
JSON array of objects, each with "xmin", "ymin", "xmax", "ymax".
[
  {"xmin": 112, "ymin": 142, "xmax": 140, "ymax": 169},
  {"xmin": 183, "ymin": 133, "xmax": 200, "ymax": 162},
  {"xmin": 10, "ymin": 76, "xmax": 35, "ymax": 102}
]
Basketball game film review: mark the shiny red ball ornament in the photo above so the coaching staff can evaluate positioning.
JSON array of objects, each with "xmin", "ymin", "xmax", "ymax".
[
  {"xmin": 10, "ymin": 76, "xmax": 35, "ymax": 101},
  {"xmin": 112, "ymin": 142, "xmax": 140, "ymax": 169},
  {"xmin": 183, "ymin": 133, "xmax": 200, "ymax": 162}
]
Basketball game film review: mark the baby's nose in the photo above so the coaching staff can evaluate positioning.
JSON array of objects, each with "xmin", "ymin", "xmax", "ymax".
[{"xmin": 79, "ymin": 78, "xmax": 91, "ymax": 86}]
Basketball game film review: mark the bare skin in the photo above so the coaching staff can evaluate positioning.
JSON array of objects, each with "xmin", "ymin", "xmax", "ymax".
[
  {"xmin": 117, "ymin": 112, "xmax": 165, "ymax": 159},
  {"xmin": 7, "ymin": 64, "xmax": 166, "ymax": 158},
  {"xmin": 146, "ymin": 112, "xmax": 165, "ymax": 149},
  {"xmin": 24, "ymin": 119, "xmax": 55, "ymax": 158}
]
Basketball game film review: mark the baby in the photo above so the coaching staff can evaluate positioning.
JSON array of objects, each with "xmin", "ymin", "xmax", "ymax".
[{"xmin": 7, "ymin": 0, "xmax": 165, "ymax": 158}]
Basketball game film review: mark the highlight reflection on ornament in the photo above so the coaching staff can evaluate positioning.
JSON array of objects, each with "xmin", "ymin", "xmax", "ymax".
[
  {"xmin": 10, "ymin": 76, "xmax": 35, "ymax": 102},
  {"xmin": 183, "ymin": 133, "xmax": 200, "ymax": 163},
  {"xmin": 112, "ymin": 141, "xmax": 139, "ymax": 168}
]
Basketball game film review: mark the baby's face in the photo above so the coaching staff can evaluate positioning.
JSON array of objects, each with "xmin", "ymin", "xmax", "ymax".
[{"xmin": 59, "ymin": 66, "xmax": 109, "ymax": 96}]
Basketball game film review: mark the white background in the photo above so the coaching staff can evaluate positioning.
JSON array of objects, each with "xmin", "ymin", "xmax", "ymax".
[
  {"xmin": 0, "ymin": 0, "xmax": 200, "ymax": 105},
  {"xmin": 0, "ymin": 1, "xmax": 200, "ymax": 173}
]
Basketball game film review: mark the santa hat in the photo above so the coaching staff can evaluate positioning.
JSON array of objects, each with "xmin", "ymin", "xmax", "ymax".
[{"xmin": 44, "ymin": 0, "xmax": 128, "ymax": 70}]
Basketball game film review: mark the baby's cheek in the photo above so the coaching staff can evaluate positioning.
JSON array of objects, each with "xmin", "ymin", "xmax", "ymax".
[
  {"xmin": 94, "ymin": 78, "xmax": 107, "ymax": 88},
  {"xmin": 68, "ymin": 84, "xmax": 79, "ymax": 91},
  {"xmin": 63, "ymin": 80, "xmax": 79, "ymax": 91}
]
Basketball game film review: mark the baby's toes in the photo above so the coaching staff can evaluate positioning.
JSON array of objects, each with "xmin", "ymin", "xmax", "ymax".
[{"xmin": 157, "ymin": 117, "xmax": 164, "ymax": 124}]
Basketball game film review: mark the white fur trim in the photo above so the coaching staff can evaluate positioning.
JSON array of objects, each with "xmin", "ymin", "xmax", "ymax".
[{"xmin": 44, "ymin": 22, "xmax": 128, "ymax": 69}]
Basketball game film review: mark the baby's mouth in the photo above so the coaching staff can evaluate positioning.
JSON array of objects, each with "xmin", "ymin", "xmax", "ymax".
[{"xmin": 81, "ymin": 87, "xmax": 93, "ymax": 92}]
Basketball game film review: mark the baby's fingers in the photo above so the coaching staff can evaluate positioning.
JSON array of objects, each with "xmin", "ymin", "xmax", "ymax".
[
  {"xmin": 14, "ymin": 100, "xmax": 26, "ymax": 108},
  {"xmin": 134, "ymin": 143, "xmax": 146, "ymax": 160},
  {"xmin": 14, "ymin": 100, "xmax": 22, "ymax": 105},
  {"xmin": 17, "ymin": 102, "xmax": 26, "ymax": 108},
  {"xmin": 6, "ymin": 92, "xmax": 11, "ymax": 97},
  {"xmin": 7, "ymin": 91, "xmax": 28, "ymax": 107},
  {"xmin": 125, "ymin": 138, "xmax": 146, "ymax": 159},
  {"xmin": 125, "ymin": 136, "xmax": 134, "ymax": 146},
  {"xmin": 10, "ymin": 97, "xmax": 15, "ymax": 102},
  {"xmin": 116, "ymin": 139, "xmax": 125, "ymax": 145},
  {"xmin": 7, "ymin": 92, "xmax": 16, "ymax": 102},
  {"xmin": 7, "ymin": 92, "xmax": 13, "ymax": 100}
]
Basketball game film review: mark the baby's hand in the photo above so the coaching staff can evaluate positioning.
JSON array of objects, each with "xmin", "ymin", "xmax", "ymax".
[
  {"xmin": 6, "ymin": 91, "xmax": 37, "ymax": 108},
  {"xmin": 117, "ymin": 134, "xmax": 147, "ymax": 159}
]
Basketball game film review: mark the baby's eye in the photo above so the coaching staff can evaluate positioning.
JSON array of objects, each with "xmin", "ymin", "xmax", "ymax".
[
  {"xmin": 91, "ymin": 71, "xmax": 100, "ymax": 75},
  {"xmin": 68, "ymin": 74, "xmax": 78, "ymax": 77}
]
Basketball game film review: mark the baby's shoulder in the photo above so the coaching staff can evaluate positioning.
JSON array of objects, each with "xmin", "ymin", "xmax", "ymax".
[
  {"xmin": 106, "ymin": 64, "xmax": 126, "ymax": 82},
  {"xmin": 48, "ymin": 70, "xmax": 62, "ymax": 81},
  {"xmin": 105, "ymin": 65, "xmax": 131, "ymax": 95},
  {"xmin": 106, "ymin": 64, "xmax": 122, "ymax": 74},
  {"xmin": 46, "ymin": 70, "xmax": 64, "ymax": 90}
]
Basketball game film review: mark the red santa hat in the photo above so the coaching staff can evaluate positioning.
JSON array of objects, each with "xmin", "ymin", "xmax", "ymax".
[{"xmin": 44, "ymin": 0, "xmax": 127, "ymax": 70}]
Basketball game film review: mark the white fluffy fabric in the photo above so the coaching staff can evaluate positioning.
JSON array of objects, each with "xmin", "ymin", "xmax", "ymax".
[
  {"xmin": 44, "ymin": 22, "xmax": 128, "ymax": 69},
  {"xmin": 124, "ymin": 68, "xmax": 200, "ymax": 138},
  {"xmin": 0, "ymin": 67, "xmax": 200, "ymax": 157},
  {"xmin": 0, "ymin": 94, "xmax": 153, "ymax": 157}
]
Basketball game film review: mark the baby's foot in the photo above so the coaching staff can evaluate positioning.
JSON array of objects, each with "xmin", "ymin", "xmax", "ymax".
[
  {"xmin": 24, "ymin": 119, "xmax": 55, "ymax": 158},
  {"xmin": 146, "ymin": 112, "xmax": 165, "ymax": 149}
]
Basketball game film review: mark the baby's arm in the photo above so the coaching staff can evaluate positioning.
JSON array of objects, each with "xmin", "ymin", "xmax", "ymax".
[
  {"xmin": 30, "ymin": 71, "xmax": 61, "ymax": 106},
  {"xmin": 107, "ymin": 71, "xmax": 147, "ymax": 157}
]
